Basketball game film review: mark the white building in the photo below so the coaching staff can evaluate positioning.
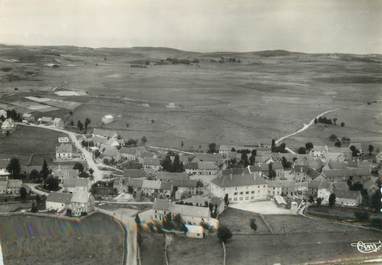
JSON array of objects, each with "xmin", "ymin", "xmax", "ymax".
[
  {"xmin": 210, "ymin": 168, "xmax": 268, "ymax": 203},
  {"xmin": 56, "ymin": 143, "xmax": 73, "ymax": 160},
  {"xmin": 70, "ymin": 190, "xmax": 95, "ymax": 216},
  {"xmin": 46, "ymin": 192, "xmax": 73, "ymax": 212},
  {"xmin": 1, "ymin": 118, "xmax": 16, "ymax": 134},
  {"xmin": 53, "ymin": 118, "xmax": 64, "ymax": 129}
]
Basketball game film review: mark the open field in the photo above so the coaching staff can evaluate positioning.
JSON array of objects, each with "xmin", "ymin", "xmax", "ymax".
[
  {"xmin": 219, "ymin": 207, "xmax": 271, "ymax": 234},
  {"xmin": 225, "ymin": 215, "xmax": 382, "ymax": 265},
  {"xmin": 0, "ymin": 213, "xmax": 124, "ymax": 265},
  {"xmin": 0, "ymin": 126, "xmax": 65, "ymax": 159},
  {"xmin": 140, "ymin": 232, "xmax": 165, "ymax": 265},
  {"xmin": 1, "ymin": 45, "xmax": 381, "ymax": 149},
  {"xmin": 167, "ymin": 236, "xmax": 222, "ymax": 265}
]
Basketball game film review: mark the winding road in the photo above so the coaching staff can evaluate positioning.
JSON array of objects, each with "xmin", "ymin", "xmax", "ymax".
[{"xmin": 275, "ymin": 108, "xmax": 339, "ymax": 145}]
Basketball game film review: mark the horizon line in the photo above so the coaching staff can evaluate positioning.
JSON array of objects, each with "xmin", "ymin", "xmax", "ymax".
[{"xmin": 0, "ymin": 42, "xmax": 381, "ymax": 56}]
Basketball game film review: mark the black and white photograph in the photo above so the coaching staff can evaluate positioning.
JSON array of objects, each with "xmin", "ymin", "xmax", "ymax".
[{"xmin": 0, "ymin": 0, "xmax": 382, "ymax": 264}]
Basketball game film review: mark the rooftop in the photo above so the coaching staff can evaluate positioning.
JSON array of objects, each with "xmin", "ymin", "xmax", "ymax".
[
  {"xmin": 212, "ymin": 168, "xmax": 267, "ymax": 188},
  {"xmin": 47, "ymin": 192, "xmax": 72, "ymax": 204}
]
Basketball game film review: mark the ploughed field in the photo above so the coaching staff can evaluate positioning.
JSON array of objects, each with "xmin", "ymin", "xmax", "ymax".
[
  {"xmin": 0, "ymin": 213, "xmax": 125, "ymax": 265},
  {"xmin": 1, "ymin": 45, "xmax": 381, "ymax": 149}
]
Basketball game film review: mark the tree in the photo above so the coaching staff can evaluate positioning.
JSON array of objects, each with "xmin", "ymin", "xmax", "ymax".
[
  {"xmin": 181, "ymin": 141, "xmax": 184, "ymax": 148},
  {"xmin": 368, "ymin": 145, "xmax": 374, "ymax": 155},
  {"xmin": 240, "ymin": 151, "xmax": 249, "ymax": 167},
  {"xmin": 334, "ymin": 139, "xmax": 342, "ymax": 147},
  {"xmin": 77, "ymin": 120, "xmax": 84, "ymax": 131},
  {"xmin": 31, "ymin": 202, "xmax": 38, "ymax": 213},
  {"xmin": 84, "ymin": 118, "xmax": 91, "ymax": 131},
  {"xmin": 354, "ymin": 211, "xmax": 370, "ymax": 221},
  {"xmin": 207, "ymin": 143, "xmax": 218, "ymax": 153},
  {"xmin": 224, "ymin": 194, "xmax": 229, "ymax": 206},
  {"xmin": 44, "ymin": 176, "xmax": 60, "ymax": 191},
  {"xmin": 329, "ymin": 134, "xmax": 338, "ymax": 142},
  {"xmin": 249, "ymin": 150, "xmax": 257, "ymax": 165},
  {"xmin": 6, "ymin": 158, "xmax": 21, "ymax": 178},
  {"xmin": 40, "ymin": 160, "xmax": 50, "ymax": 181},
  {"xmin": 73, "ymin": 162, "xmax": 84, "ymax": 173},
  {"xmin": 340, "ymin": 122, "xmax": 345, "ymax": 127},
  {"xmin": 135, "ymin": 214, "xmax": 141, "ymax": 226},
  {"xmin": 316, "ymin": 197, "xmax": 322, "ymax": 206},
  {"xmin": 297, "ymin": 147, "xmax": 306, "ymax": 154},
  {"xmin": 217, "ymin": 225, "xmax": 232, "ymax": 243},
  {"xmin": 333, "ymin": 118, "xmax": 337, "ymax": 125},
  {"xmin": 250, "ymin": 218, "xmax": 257, "ymax": 231},
  {"xmin": 329, "ymin": 193, "xmax": 336, "ymax": 208},
  {"xmin": 19, "ymin": 187, "xmax": 28, "ymax": 201},
  {"xmin": 305, "ymin": 142, "xmax": 314, "ymax": 152},
  {"xmin": 268, "ymin": 163, "xmax": 276, "ymax": 179},
  {"xmin": 141, "ymin": 136, "xmax": 147, "ymax": 145},
  {"xmin": 370, "ymin": 189, "xmax": 382, "ymax": 212}
]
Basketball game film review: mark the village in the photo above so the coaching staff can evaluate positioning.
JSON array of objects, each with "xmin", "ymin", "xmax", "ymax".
[{"xmin": 1, "ymin": 106, "xmax": 382, "ymax": 244}]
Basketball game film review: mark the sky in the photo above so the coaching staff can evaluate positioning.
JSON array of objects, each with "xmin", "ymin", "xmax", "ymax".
[{"xmin": 0, "ymin": 0, "xmax": 381, "ymax": 54}]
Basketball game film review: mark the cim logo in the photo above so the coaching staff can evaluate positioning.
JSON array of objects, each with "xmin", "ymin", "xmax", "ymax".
[{"xmin": 351, "ymin": 241, "xmax": 382, "ymax": 254}]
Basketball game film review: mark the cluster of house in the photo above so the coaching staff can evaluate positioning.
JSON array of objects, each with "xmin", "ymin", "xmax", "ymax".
[
  {"xmin": 0, "ymin": 110, "xmax": 16, "ymax": 134},
  {"xmin": 0, "ymin": 159, "xmax": 23, "ymax": 195},
  {"xmin": 46, "ymin": 190, "xmax": 95, "ymax": 216},
  {"xmin": 209, "ymin": 143, "xmax": 380, "ymax": 208}
]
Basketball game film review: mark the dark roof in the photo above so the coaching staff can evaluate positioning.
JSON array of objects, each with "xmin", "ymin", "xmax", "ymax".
[
  {"xmin": 157, "ymin": 172, "xmax": 189, "ymax": 182},
  {"xmin": 170, "ymin": 179, "xmax": 198, "ymax": 188},
  {"xmin": 212, "ymin": 168, "xmax": 267, "ymax": 188}
]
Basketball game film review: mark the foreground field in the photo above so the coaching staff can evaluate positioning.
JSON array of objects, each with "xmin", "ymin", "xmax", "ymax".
[
  {"xmin": 0, "ymin": 213, "xmax": 124, "ymax": 265},
  {"xmin": 140, "ymin": 232, "xmax": 165, "ymax": 265}
]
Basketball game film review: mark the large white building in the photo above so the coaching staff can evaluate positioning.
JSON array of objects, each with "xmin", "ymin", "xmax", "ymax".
[
  {"xmin": 210, "ymin": 168, "xmax": 268, "ymax": 203},
  {"xmin": 56, "ymin": 143, "xmax": 73, "ymax": 160}
]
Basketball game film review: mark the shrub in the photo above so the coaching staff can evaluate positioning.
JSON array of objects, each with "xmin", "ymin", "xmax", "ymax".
[{"xmin": 354, "ymin": 211, "xmax": 370, "ymax": 221}]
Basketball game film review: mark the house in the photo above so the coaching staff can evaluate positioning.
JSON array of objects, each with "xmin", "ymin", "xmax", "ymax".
[
  {"xmin": 119, "ymin": 147, "xmax": 138, "ymax": 161},
  {"xmin": 172, "ymin": 179, "xmax": 199, "ymax": 199},
  {"xmin": 335, "ymin": 189, "xmax": 362, "ymax": 207},
  {"xmin": 70, "ymin": 190, "xmax": 95, "ymax": 216},
  {"xmin": 53, "ymin": 167, "xmax": 79, "ymax": 182},
  {"xmin": 62, "ymin": 177, "xmax": 90, "ymax": 192},
  {"xmin": 152, "ymin": 199, "xmax": 218, "ymax": 229},
  {"xmin": 0, "ymin": 159, "xmax": 10, "ymax": 181},
  {"xmin": 46, "ymin": 192, "xmax": 72, "ymax": 211},
  {"xmin": 210, "ymin": 168, "xmax": 268, "ymax": 203},
  {"xmin": 101, "ymin": 114, "xmax": 114, "ymax": 125},
  {"xmin": 317, "ymin": 181, "xmax": 331, "ymax": 204},
  {"xmin": 101, "ymin": 146, "xmax": 121, "ymax": 162},
  {"xmin": 141, "ymin": 179, "xmax": 161, "ymax": 195},
  {"xmin": 322, "ymin": 166, "xmax": 371, "ymax": 182},
  {"xmin": 6, "ymin": 179, "xmax": 22, "ymax": 194},
  {"xmin": 0, "ymin": 109, "xmax": 7, "ymax": 119},
  {"xmin": 56, "ymin": 143, "xmax": 73, "ymax": 160},
  {"xmin": 267, "ymin": 180, "xmax": 283, "ymax": 197},
  {"xmin": 114, "ymin": 177, "xmax": 143, "ymax": 194},
  {"xmin": 39, "ymin": 116, "xmax": 53, "ymax": 125},
  {"xmin": 185, "ymin": 224, "xmax": 205, "ymax": 238},
  {"xmin": 58, "ymin": 136, "xmax": 70, "ymax": 143},
  {"xmin": 22, "ymin": 113, "xmax": 35, "ymax": 123},
  {"xmin": 53, "ymin": 118, "xmax": 64, "ymax": 129},
  {"xmin": 327, "ymin": 147, "xmax": 352, "ymax": 161},
  {"xmin": 0, "ymin": 181, "xmax": 7, "ymax": 194},
  {"xmin": 363, "ymin": 177, "xmax": 379, "ymax": 196},
  {"xmin": 376, "ymin": 152, "xmax": 382, "ymax": 164},
  {"xmin": 248, "ymin": 161, "xmax": 284, "ymax": 179},
  {"xmin": 332, "ymin": 182, "xmax": 362, "ymax": 207},
  {"xmin": 157, "ymin": 172, "xmax": 190, "ymax": 182},
  {"xmin": 309, "ymin": 145, "xmax": 329, "ymax": 160},
  {"xmin": 143, "ymin": 158, "xmax": 161, "ymax": 172},
  {"xmin": 1, "ymin": 118, "xmax": 16, "ymax": 134}
]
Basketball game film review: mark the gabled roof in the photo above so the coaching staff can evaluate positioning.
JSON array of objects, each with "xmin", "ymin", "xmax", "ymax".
[
  {"xmin": 142, "ymin": 179, "xmax": 161, "ymax": 190},
  {"xmin": 56, "ymin": 143, "xmax": 73, "ymax": 153},
  {"xmin": 127, "ymin": 178, "xmax": 143, "ymax": 188},
  {"xmin": 63, "ymin": 177, "xmax": 89, "ymax": 188},
  {"xmin": 171, "ymin": 204, "xmax": 210, "ymax": 218},
  {"xmin": 198, "ymin": 161, "xmax": 218, "ymax": 170},
  {"xmin": 157, "ymin": 171, "xmax": 189, "ymax": 182},
  {"xmin": 212, "ymin": 168, "xmax": 267, "ymax": 188},
  {"xmin": 71, "ymin": 190, "xmax": 92, "ymax": 203},
  {"xmin": 153, "ymin": 199, "xmax": 171, "ymax": 211},
  {"xmin": 47, "ymin": 192, "xmax": 72, "ymax": 204}
]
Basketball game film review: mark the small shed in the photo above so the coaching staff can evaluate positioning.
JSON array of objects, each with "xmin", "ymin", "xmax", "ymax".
[{"xmin": 185, "ymin": 225, "xmax": 205, "ymax": 239}]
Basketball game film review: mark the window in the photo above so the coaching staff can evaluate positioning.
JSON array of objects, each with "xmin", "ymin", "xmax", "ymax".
[
  {"xmin": 239, "ymin": 197, "xmax": 243, "ymax": 200},
  {"xmin": 240, "ymin": 192, "xmax": 243, "ymax": 195},
  {"xmin": 245, "ymin": 191, "xmax": 249, "ymax": 194},
  {"xmin": 234, "ymin": 192, "xmax": 238, "ymax": 195},
  {"xmin": 251, "ymin": 191, "xmax": 254, "ymax": 194}
]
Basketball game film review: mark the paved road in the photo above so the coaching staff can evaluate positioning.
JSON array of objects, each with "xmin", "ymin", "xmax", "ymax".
[
  {"xmin": 96, "ymin": 207, "xmax": 137, "ymax": 265},
  {"xmin": 17, "ymin": 123, "xmax": 104, "ymax": 183},
  {"xmin": 275, "ymin": 108, "xmax": 339, "ymax": 145},
  {"xmin": 24, "ymin": 183, "xmax": 49, "ymax": 196}
]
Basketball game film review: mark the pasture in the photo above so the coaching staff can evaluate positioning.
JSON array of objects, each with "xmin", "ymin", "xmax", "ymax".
[{"xmin": 0, "ymin": 213, "xmax": 124, "ymax": 265}]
